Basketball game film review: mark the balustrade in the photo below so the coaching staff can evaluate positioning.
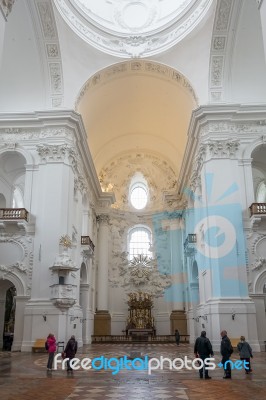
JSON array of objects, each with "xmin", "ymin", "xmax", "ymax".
[{"xmin": 0, "ymin": 208, "xmax": 29, "ymax": 221}]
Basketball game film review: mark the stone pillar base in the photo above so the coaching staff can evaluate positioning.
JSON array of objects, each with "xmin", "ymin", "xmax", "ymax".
[
  {"xmin": 94, "ymin": 310, "xmax": 111, "ymax": 335},
  {"xmin": 170, "ymin": 310, "xmax": 187, "ymax": 335}
]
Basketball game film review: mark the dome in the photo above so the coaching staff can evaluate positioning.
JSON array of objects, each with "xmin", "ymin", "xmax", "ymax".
[{"xmin": 54, "ymin": 0, "xmax": 213, "ymax": 57}]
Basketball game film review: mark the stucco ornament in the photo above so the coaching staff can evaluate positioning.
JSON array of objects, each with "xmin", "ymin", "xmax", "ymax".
[{"xmin": 110, "ymin": 253, "xmax": 172, "ymax": 297}]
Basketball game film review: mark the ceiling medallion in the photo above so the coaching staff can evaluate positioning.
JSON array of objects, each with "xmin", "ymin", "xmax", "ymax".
[
  {"xmin": 114, "ymin": 1, "xmax": 158, "ymax": 32},
  {"xmin": 53, "ymin": 0, "xmax": 214, "ymax": 58}
]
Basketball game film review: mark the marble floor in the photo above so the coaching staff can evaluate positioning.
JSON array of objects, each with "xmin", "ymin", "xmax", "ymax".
[{"xmin": 1, "ymin": 343, "xmax": 266, "ymax": 400}]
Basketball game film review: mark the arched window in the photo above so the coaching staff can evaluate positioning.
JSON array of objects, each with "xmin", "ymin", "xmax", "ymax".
[
  {"xmin": 257, "ymin": 181, "xmax": 266, "ymax": 203},
  {"xmin": 129, "ymin": 172, "xmax": 149, "ymax": 210},
  {"xmin": 12, "ymin": 186, "xmax": 24, "ymax": 208},
  {"xmin": 128, "ymin": 226, "xmax": 152, "ymax": 260}
]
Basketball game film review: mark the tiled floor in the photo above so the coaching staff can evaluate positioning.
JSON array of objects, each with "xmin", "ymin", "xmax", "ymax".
[{"xmin": 0, "ymin": 343, "xmax": 266, "ymax": 399}]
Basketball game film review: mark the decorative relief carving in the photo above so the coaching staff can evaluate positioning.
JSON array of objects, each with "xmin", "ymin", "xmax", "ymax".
[
  {"xmin": 36, "ymin": 144, "xmax": 79, "ymax": 168},
  {"xmin": 207, "ymin": 139, "xmax": 239, "ymax": 158},
  {"xmin": 37, "ymin": 1, "xmax": 56, "ymax": 39},
  {"xmin": 256, "ymin": 0, "xmax": 264, "ymax": 9},
  {"xmin": 54, "ymin": 0, "xmax": 213, "ymax": 59},
  {"xmin": 211, "ymin": 56, "xmax": 224, "ymax": 86},
  {"xmin": 189, "ymin": 144, "xmax": 207, "ymax": 191},
  {"xmin": 209, "ymin": 0, "xmax": 233, "ymax": 102},
  {"xmin": 49, "ymin": 63, "xmax": 62, "ymax": 94},
  {"xmin": 98, "ymin": 151, "xmax": 178, "ymax": 212},
  {"xmin": 109, "ymin": 252, "xmax": 172, "ymax": 297},
  {"xmin": 0, "ymin": 0, "xmax": 15, "ymax": 19},
  {"xmin": 251, "ymin": 258, "xmax": 266, "ymax": 271},
  {"xmin": 34, "ymin": 1, "xmax": 63, "ymax": 107},
  {"xmin": 215, "ymin": 0, "xmax": 232, "ymax": 31},
  {"xmin": 251, "ymin": 234, "xmax": 266, "ymax": 255},
  {"xmin": 76, "ymin": 61, "xmax": 198, "ymax": 108},
  {"xmin": 96, "ymin": 214, "xmax": 109, "ymax": 225},
  {"xmin": 200, "ymin": 122, "xmax": 266, "ymax": 135},
  {"xmin": 0, "ymin": 235, "xmax": 33, "ymax": 295},
  {"xmin": 46, "ymin": 44, "xmax": 59, "ymax": 58},
  {"xmin": 213, "ymin": 36, "xmax": 226, "ymax": 51},
  {"xmin": 210, "ymin": 91, "xmax": 222, "ymax": 102}
]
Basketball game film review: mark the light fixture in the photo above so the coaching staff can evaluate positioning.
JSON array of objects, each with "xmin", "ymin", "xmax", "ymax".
[
  {"xmin": 231, "ymin": 308, "xmax": 236, "ymax": 320},
  {"xmin": 42, "ymin": 314, "xmax": 47, "ymax": 322}
]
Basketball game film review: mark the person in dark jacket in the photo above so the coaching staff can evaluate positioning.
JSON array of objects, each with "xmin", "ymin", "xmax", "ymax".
[
  {"xmin": 220, "ymin": 330, "xmax": 233, "ymax": 379},
  {"xmin": 64, "ymin": 335, "xmax": 78, "ymax": 372},
  {"xmin": 237, "ymin": 336, "xmax": 253, "ymax": 374},
  {"xmin": 175, "ymin": 329, "xmax": 180, "ymax": 346},
  {"xmin": 194, "ymin": 331, "xmax": 214, "ymax": 379}
]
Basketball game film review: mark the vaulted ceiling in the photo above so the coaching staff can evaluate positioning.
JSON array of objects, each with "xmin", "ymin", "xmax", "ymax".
[{"xmin": 0, "ymin": 0, "xmax": 265, "ymax": 210}]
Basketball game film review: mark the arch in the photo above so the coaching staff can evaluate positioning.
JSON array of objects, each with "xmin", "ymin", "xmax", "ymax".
[
  {"xmin": 191, "ymin": 260, "xmax": 199, "ymax": 283},
  {"xmin": 0, "ymin": 271, "xmax": 26, "ymax": 297},
  {"xmin": 243, "ymin": 139, "xmax": 266, "ymax": 160},
  {"xmin": 0, "ymin": 193, "xmax": 6, "ymax": 208},
  {"xmin": 254, "ymin": 270, "xmax": 266, "ymax": 293},
  {"xmin": 80, "ymin": 262, "xmax": 88, "ymax": 284},
  {"xmin": 0, "ymin": 146, "xmax": 34, "ymax": 166}
]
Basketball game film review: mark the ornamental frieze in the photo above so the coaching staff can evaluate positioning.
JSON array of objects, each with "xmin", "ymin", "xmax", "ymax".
[
  {"xmin": 0, "ymin": 0, "xmax": 15, "ymax": 19},
  {"xmin": 207, "ymin": 139, "xmax": 239, "ymax": 158}
]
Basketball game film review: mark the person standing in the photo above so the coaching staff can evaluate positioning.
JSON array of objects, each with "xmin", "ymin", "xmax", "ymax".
[
  {"xmin": 46, "ymin": 333, "xmax": 57, "ymax": 371},
  {"xmin": 237, "ymin": 336, "xmax": 253, "ymax": 374},
  {"xmin": 194, "ymin": 331, "xmax": 214, "ymax": 379},
  {"xmin": 220, "ymin": 330, "xmax": 233, "ymax": 379},
  {"xmin": 175, "ymin": 329, "xmax": 180, "ymax": 346},
  {"xmin": 64, "ymin": 335, "xmax": 78, "ymax": 372}
]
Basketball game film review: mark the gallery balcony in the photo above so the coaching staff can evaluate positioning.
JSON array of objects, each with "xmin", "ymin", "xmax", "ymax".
[
  {"xmin": 0, "ymin": 207, "xmax": 35, "ymax": 233},
  {"xmin": 184, "ymin": 234, "xmax": 197, "ymax": 256},
  {"xmin": 81, "ymin": 235, "xmax": 95, "ymax": 256},
  {"xmin": 249, "ymin": 203, "xmax": 266, "ymax": 228}
]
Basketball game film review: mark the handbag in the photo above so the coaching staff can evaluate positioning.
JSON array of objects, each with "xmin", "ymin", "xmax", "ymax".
[{"xmin": 61, "ymin": 352, "xmax": 66, "ymax": 359}]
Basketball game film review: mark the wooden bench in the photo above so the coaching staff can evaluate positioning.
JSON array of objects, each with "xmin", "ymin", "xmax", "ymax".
[
  {"xmin": 32, "ymin": 338, "xmax": 46, "ymax": 353},
  {"xmin": 230, "ymin": 338, "xmax": 239, "ymax": 349}
]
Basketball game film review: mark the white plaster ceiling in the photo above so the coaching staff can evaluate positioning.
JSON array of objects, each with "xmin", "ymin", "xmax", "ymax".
[
  {"xmin": 1, "ymin": 0, "xmax": 266, "ymax": 211},
  {"xmin": 53, "ymin": 0, "xmax": 214, "ymax": 57}
]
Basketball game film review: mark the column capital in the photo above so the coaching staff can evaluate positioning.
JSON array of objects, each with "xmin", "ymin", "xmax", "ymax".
[{"xmin": 96, "ymin": 214, "xmax": 109, "ymax": 225}]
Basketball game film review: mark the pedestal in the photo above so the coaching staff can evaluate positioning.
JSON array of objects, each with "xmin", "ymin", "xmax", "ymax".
[{"xmin": 94, "ymin": 310, "xmax": 111, "ymax": 335}]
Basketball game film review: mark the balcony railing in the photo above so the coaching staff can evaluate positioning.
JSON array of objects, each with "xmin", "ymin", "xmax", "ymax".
[
  {"xmin": 249, "ymin": 203, "xmax": 266, "ymax": 216},
  {"xmin": 184, "ymin": 233, "xmax": 197, "ymax": 249},
  {"xmin": 81, "ymin": 235, "xmax": 95, "ymax": 251},
  {"xmin": 0, "ymin": 208, "xmax": 29, "ymax": 221}
]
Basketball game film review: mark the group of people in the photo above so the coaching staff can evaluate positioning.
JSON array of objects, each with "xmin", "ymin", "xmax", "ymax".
[
  {"xmin": 194, "ymin": 330, "xmax": 253, "ymax": 379},
  {"xmin": 46, "ymin": 333, "xmax": 78, "ymax": 372}
]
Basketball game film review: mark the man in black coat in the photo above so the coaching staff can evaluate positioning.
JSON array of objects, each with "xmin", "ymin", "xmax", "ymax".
[
  {"xmin": 220, "ymin": 330, "xmax": 233, "ymax": 379},
  {"xmin": 194, "ymin": 331, "xmax": 214, "ymax": 379}
]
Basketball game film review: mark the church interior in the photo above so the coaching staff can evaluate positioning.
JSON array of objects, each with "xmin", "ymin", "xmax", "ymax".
[{"xmin": 0, "ymin": 0, "xmax": 266, "ymax": 370}]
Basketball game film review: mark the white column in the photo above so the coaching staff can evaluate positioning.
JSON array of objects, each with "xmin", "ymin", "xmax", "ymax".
[
  {"xmin": 0, "ymin": 298, "xmax": 5, "ymax": 349},
  {"xmin": 258, "ymin": 0, "xmax": 266, "ymax": 66},
  {"xmin": 80, "ymin": 283, "xmax": 90, "ymax": 344},
  {"xmin": 96, "ymin": 214, "xmax": 109, "ymax": 311},
  {"xmin": 12, "ymin": 296, "xmax": 29, "ymax": 351}
]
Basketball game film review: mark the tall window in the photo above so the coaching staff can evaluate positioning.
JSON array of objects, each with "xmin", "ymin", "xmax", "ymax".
[
  {"xmin": 128, "ymin": 226, "xmax": 152, "ymax": 260},
  {"xmin": 129, "ymin": 173, "xmax": 149, "ymax": 210},
  {"xmin": 257, "ymin": 181, "xmax": 266, "ymax": 203}
]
